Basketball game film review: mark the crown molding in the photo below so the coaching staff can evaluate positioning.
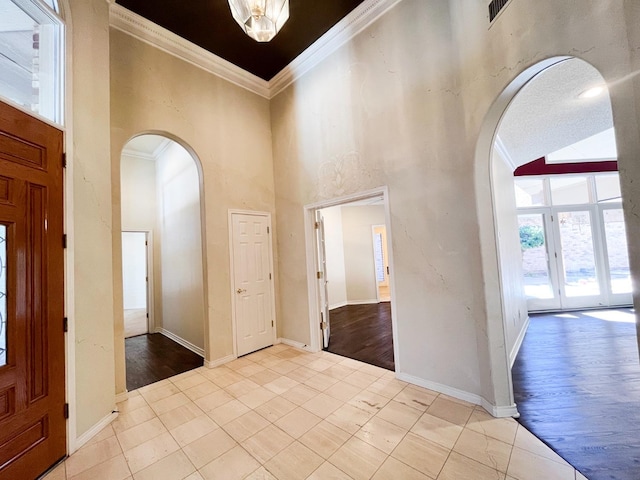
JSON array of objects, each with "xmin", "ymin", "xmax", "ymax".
[
  {"xmin": 109, "ymin": 4, "xmax": 270, "ymax": 99},
  {"xmin": 109, "ymin": 0, "xmax": 402, "ymax": 100},
  {"xmin": 268, "ymin": 0, "xmax": 403, "ymax": 97}
]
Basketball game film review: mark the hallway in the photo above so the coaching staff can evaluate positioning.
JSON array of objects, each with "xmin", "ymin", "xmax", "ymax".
[{"xmin": 512, "ymin": 308, "xmax": 638, "ymax": 480}]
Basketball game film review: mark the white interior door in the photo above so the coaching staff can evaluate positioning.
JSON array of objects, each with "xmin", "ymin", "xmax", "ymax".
[
  {"xmin": 231, "ymin": 213, "xmax": 274, "ymax": 356},
  {"xmin": 122, "ymin": 231, "xmax": 148, "ymax": 337},
  {"xmin": 316, "ymin": 211, "xmax": 330, "ymax": 349},
  {"xmin": 372, "ymin": 225, "xmax": 390, "ymax": 302}
]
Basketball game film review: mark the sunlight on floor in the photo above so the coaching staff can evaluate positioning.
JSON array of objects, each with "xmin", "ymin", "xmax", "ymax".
[{"xmin": 582, "ymin": 309, "xmax": 636, "ymax": 323}]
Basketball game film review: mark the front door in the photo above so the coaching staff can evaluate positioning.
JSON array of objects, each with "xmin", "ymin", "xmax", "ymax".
[
  {"xmin": 231, "ymin": 213, "xmax": 274, "ymax": 357},
  {"xmin": 0, "ymin": 102, "xmax": 65, "ymax": 478}
]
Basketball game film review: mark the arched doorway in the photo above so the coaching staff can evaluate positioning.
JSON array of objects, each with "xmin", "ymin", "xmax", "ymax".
[{"xmin": 120, "ymin": 133, "xmax": 207, "ymax": 390}]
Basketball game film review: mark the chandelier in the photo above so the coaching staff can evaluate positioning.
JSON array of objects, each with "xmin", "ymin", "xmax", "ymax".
[{"xmin": 228, "ymin": 0, "xmax": 290, "ymax": 42}]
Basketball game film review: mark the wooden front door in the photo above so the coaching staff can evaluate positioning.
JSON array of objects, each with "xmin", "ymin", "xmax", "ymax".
[{"xmin": 0, "ymin": 101, "xmax": 65, "ymax": 479}]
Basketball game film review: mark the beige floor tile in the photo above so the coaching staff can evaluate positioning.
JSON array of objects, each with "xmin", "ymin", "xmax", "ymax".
[
  {"xmin": 329, "ymin": 436, "xmax": 387, "ymax": 480},
  {"xmin": 302, "ymin": 392, "xmax": 344, "ymax": 418},
  {"xmin": 208, "ymin": 399, "xmax": 251, "ymax": 425},
  {"xmin": 194, "ymin": 389, "xmax": 235, "ymax": 412},
  {"xmin": 286, "ymin": 366, "xmax": 317, "ymax": 383},
  {"xmin": 299, "ymin": 420, "xmax": 351, "ymax": 459},
  {"xmin": 306, "ymin": 358, "xmax": 335, "ymax": 372},
  {"xmin": 113, "ymin": 406, "xmax": 157, "ymax": 434},
  {"xmin": 117, "ymin": 395, "xmax": 149, "ymax": 414},
  {"xmin": 66, "ymin": 436, "xmax": 123, "ymax": 478},
  {"xmin": 211, "ymin": 371, "xmax": 246, "ymax": 388},
  {"xmin": 358, "ymin": 363, "xmax": 388, "ymax": 378},
  {"xmin": 237, "ymin": 386, "xmax": 277, "ymax": 409},
  {"xmin": 200, "ymin": 366, "xmax": 234, "ymax": 381},
  {"xmin": 255, "ymin": 395, "xmax": 297, "ymax": 422},
  {"xmin": 241, "ymin": 424, "xmax": 294, "ymax": 463},
  {"xmin": 355, "ymin": 416, "xmax": 408, "ymax": 454},
  {"xmin": 264, "ymin": 441, "xmax": 324, "ymax": 480},
  {"xmin": 123, "ymin": 431, "xmax": 180, "ymax": 474},
  {"xmin": 182, "ymin": 428, "xmax": 237, "ymax": 469},
  {"xmin": 117, "ymin": 417, "xmax": 167, "ymax": 451},
  {"xmin": 325, "ymin": 381, "xmax": 363, "ymax": 402},
  {"xmin": 158, "ymin": 402, "xmax": 206, "ymax": 430},
  {"xmin": 264, "ymin": 375, "xmax": 301, "ymax": 394},
  {"xmin": 426, "ymin": 396, "xmax": 474, "ymax": 426},
  {"xmin": 132, "ymin": 449, "xmax": 195, "ymax": 480},
  {"xmin": 367, "ymin": 378, "xmax": 407, "ymax": 399},
  {"xmin": 149, "ymin": 392, "xmax": 191, "ymax": 415},
  {"xmin": 371, "ymin": 456, "xmax": 431, "ymax": 480},
  {"xmin": 68, "ymin": 454, "xmax": 131, "ymax": 480},
  {"xmin": 307, "ymin": 461, "xmax": 354, "ymax": 479},
  {"xmin": 248, "ymin": 368, "xmax": 281, "ymax": 386},
  {"xmin": 338, "ymin": 357, "xmax": 365, "ymax": 369},
  {"xmin": 453, "ymin": 428, "xmax": 512, "ymax": 473},
  {"xmin": 289, "ymin": 353, "xmax": 318, "ymax": 366},
  {"xmin": 342, "ymin": 371, "xmax": 378, "ymax": 389},
  {"xmin": 169, "ymin": 414, "xmax": 218, "ymax": 447},
  {"xmin": 305, "ymin": 372, "xmax": 341, "ymax": 391},
  {"xmin": 323, "ymin": 364, "xmax": 358, "ymax": 380},
  {"xmin": 138, "ymin": 379, "xmax": 171, "ymax": 394},
  {"xmin": 245, "ymin": 466, "xmax": 278, "ymax": 479},
  {"xmin": 348, "ymin": 390, "xmax": 390, "ymax": 415},
  {"xmin": 226, "ymin": 357, "xmax": 257, "ymax": 371},
  {"xmin": 172, "ymin": 372, "xmax": 208, "ymax": 391},
  {"xmin": 223, "ymin": 410, "xmax": 270, "ymax": 442},
  {"xmin": 225, "ymin": 378, "xmax": 261, "ymax": 398},
  {"xmin": 42, "ymin": 462, "xmax": 66, "ymax": 480},
  {"xmin": 275, "ymin": 406, "xmax": 322, "ymax": 438},
  {"xmin": 199, "ymin": 445, "xmax": 261, "ymax": 480},
  {"xmin": 283, "ymin": 384, "xmax": 321, "ymax": 405},
  {"xmin": 507, "ymin": 446, "xmax": 575, "ymax": 480},
  {"xmin": 236, "ymin": 363, "xmax": 267, "ymax": 377},
  {"xmin": 326, "ymin": 403, "xmax": 375, "ymax": 434},
  {"xmin": 438, "ymin": 451, "xmax": 505, "ymax": 480},
  {"xmin": 466, "ymin": 408, "xmax": 518, "ymax": 445},
  {"xmin": 375, "ymin": 400, "xmax": 423, "ymax": 430},
  {"xmin": 139, "ymin": 383, "xmax": 180, "ymax": 404},
  {"xmin": 410, "ymin": 412, "xmax": 463, "ymax": 449},
  {"xmin": 269, "ymin": 359, "xmax": 301, "ymax": 375},
  {"xmin": 84, "ymin": 424, "xmax": 116, "ymax": 446},
  {"xmin": 391, "ymin": 432, "xmax": 449, "ymax": 478},
  {"xmin": 183, "ymin": 471, "xmax": 205, "ymax": 480},
  {"xmin": 393, "ymin": 386, "xmax": 438, "ymax": 412},
  {"xmin": 183, "ymin": 380, "xmax": 220, "ymax": 401},
  {"xmin": 513, "ymin": 425, "xmax": 571, "ymax": 466}
]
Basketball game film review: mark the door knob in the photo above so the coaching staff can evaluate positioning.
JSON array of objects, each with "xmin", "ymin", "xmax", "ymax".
[{"xmin": 236, "ymin": 288, "xmax": 246, "ymax": 294}]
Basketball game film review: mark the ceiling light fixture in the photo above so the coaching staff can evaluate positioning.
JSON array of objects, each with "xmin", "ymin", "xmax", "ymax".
[
  {"xmin": 579, "ymin": 85, "xmax": 606, "ymax": 99},
  {"xmin": 228, "ymin": 0, "xmax": 289, "ymax": 42}
]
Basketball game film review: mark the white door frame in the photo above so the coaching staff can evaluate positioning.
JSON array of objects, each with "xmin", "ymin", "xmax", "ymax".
[
  {"xmin": 228, "ymin": 209, "xmax": 277, "ymax": 358},
  {"xmin": 303, "ymin": 186, "xmax": 401, "ymax": 372}
]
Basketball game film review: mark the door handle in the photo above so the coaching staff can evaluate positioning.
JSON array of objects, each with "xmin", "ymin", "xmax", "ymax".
[{"xmin": 236, "ymin": 288, "xmax": 246, "ymax": 294}]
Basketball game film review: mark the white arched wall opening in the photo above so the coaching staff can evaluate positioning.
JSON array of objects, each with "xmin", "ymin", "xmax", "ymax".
[{"xmin": 114, "ymin": 132, "xmax": 210, "ymax": 398}]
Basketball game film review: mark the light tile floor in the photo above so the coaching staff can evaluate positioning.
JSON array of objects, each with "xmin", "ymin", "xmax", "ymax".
[{"xmin": 44, "ymin": 345, "xmax": 588, "ymax": 480}]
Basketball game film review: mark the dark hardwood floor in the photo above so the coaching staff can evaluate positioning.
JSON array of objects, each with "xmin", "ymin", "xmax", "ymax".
[
  {"xmin": 326, "ymin": 303, "xmax": 394, "ymax": 371},
  {"xmin": 512, "ymin": 308, "xmax": 639, "ymax": 480},
  {"xmin": 125, "ymin": 333, "xmax": 204, "ymax": 391}
]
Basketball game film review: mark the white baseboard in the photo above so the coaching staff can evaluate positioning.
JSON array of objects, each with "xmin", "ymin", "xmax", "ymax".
[
  {"xmin": 329, "ymin": 301, "xmax": 348, "ymax": 310},
  {"xmin": 158, "ymin": 328, "xmax": 205, "ymax": 358},
  {"xmin": 204, "ymin": 354, "xmax": 236, "ymax": 368},
  {"xmin": 278, "ymin": 337, "xmax": 316, "ymax": 352},
  {"xmin": 396, "ymin": 372, "xmax": 482, "ymax": 405},
  {"xmin": 510, "ymin": 315, "xmax": 530, "ymax": 368},
  {"xmin": 347, "ymin": 299, "xmax": 380, "ymax": 306},
  {"xmin": 481, "ymin": 399, "xmax": 520, "ymax": 418},
  {"xmin": 74, "ymin": 411, "xmax": 118, "ymax": 451}
]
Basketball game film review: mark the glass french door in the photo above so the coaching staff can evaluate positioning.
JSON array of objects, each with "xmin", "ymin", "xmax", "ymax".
[{"xmin": 519, "ymin": 205, "xmax": 631, "ymax": 311}]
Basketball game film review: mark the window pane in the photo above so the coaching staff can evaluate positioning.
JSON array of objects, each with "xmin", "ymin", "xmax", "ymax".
[
  {"xmin": 595, "ymin": 173, "xmax": 622, "ymax": 203},
  {"xmin": 518, "ymin": 214, "xmax": 554, "ymax": 299},
  {"xmin": 550, "ymin": 176, "xmax": 590, "ymax": 205},
  {"xmin": 0, "ymin": 0, "xmax": 61, "ymax": 123},
  {"xmin": 0, "ymin": 225, "xmax": 6, "ymax": 367},
  {"xmin": 603, "ymin": 209, "xmax": 632, "ymax": 294},
  {"xmin": 558, "ymin": 211, "xmax": 599, "ymax": 297},
  {"xmin": 514, "ymin": 178, "xmax": 546, "ymax": 207}
]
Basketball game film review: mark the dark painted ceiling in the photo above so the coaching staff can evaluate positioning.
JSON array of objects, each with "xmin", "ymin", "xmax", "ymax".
[{"xmin": 116, "ymin": 0, "xmax": 366, "ymax": 81}]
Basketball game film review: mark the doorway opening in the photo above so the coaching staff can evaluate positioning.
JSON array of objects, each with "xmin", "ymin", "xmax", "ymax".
[
  {"xmin": 120, "ymin": 134, "xmax": 206, "ymax": 390},
  {"xmin": 306, "ymin": 188, "xmax": 397, "ymax": 371}
]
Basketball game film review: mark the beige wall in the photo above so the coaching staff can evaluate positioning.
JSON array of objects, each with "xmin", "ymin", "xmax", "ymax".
[{"xmin": 320, "ymin": 206, "xmax": 348, "ymax": 309}]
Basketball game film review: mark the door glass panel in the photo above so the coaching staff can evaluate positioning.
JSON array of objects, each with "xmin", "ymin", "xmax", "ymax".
[
  {"xmin": 514, "ymin": 178, "xmax": 546, "ymax": 207},
  {"xmin": 595, "ymin": 174, "xmax": 622, "ymax": 203},
  {"xmin": 603, "ymin": 209, "xmax": 632, "ymax": 294},
  {"xmin": 0, "ymin": 225, "xmax": 6, "ymax": 367},
  {"xmin": 558, "ymin": 211, "xmax": 599, "ymax": 297},
  {"xmin": 518, "ymin": 214, "xmax": 554, "ymax": 299},
  {"xmin": 550, "ymin": 176, "xmax": 590, "ymax": 205}
]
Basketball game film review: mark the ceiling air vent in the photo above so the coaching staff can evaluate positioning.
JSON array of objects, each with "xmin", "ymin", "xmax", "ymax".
[{"xmin": 488, "ymin": 0, "xmax": 512, "ymax": 23}]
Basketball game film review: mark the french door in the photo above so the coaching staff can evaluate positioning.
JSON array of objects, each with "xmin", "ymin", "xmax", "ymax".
[{"xmin": 519, "ymin": 204, "xmax": 631, "ymax": 311}]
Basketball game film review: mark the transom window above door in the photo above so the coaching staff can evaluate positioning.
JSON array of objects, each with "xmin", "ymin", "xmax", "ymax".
[{"xmin": 0, "ymin": 0, "xmax": 63, "ymax": 124}]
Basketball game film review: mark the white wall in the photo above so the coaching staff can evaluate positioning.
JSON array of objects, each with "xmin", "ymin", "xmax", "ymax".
[
  {"xmin": 121, "ymin": 232, "xmax": 147, "ymax": 310},
  {"xmin": 157, "ymin": 142, "xmax": 205, "ymax": 351},
  {"xmin": 320, "ymin": 206, "xmax": 348, "ymax": 309},
  {"xmin": 342, "ymin": 205, "xmax": 386, "ymax": 303}
]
